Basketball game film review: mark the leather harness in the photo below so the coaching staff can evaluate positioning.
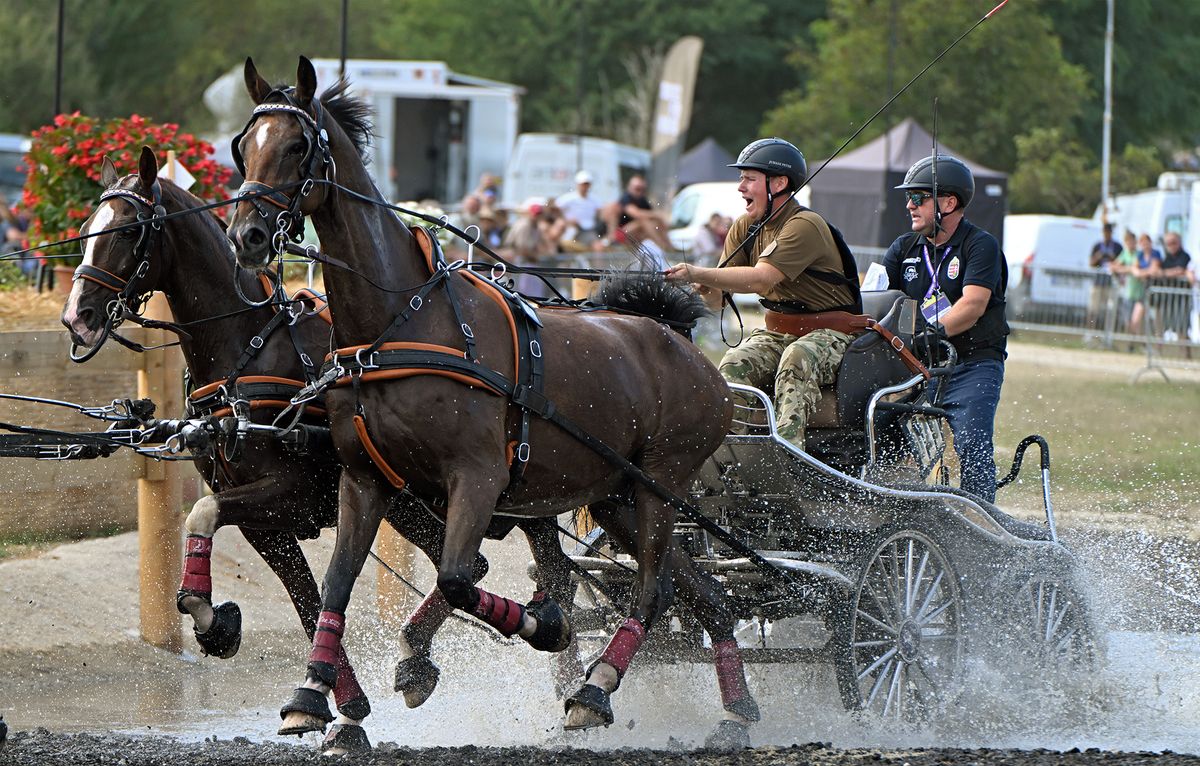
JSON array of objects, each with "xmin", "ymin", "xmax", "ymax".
[{"xmin": 765, "ymin": 309, "xmax": 929, "ymax": 380}]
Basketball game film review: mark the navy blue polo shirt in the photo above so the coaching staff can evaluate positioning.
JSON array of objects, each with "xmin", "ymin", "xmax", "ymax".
[{"xmin": 882, "ymin": 218, "xmax": 1009, "ymax": 362}]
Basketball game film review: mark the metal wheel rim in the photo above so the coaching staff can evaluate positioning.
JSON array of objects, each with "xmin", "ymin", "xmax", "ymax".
[
  {"xmin": 847, "ymin": 530, "xmax": 964, "ymax": 720},
  {"xmin": 1021, "ymin": 578, "xmax": 1093, "ymax": 666}
]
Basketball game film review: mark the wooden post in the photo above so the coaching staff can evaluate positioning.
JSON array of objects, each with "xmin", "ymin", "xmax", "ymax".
[
  {"xmin": 137, "ymin": 151, "xmax": 183, "ymax": 652},
  {"xmin": 376, "ymin": 523, "xmax": 419, "ymax": 628}
]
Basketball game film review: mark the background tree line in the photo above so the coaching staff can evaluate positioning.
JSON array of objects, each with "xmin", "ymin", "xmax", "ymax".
[{"xmin": 0, "ymin": 0, "xmax": 1197, "ymax": 215}]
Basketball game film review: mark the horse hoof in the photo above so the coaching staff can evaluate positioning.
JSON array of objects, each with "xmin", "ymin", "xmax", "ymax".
[
  {"xmin": 279, "ymin": 687, "xmax": 333, "ymax": 735},
  {"xmin": 321, "ymin": 723, "xmax": 371, "ymax": 754},
  {"xmin": 194, "ymin": 601, "xmax": 242, "ymax": 659},
  {"xmin": 524, "ymin": 593, "xmax": 572, "ymax": 653},
  {"xmin": 563, "ymin": 683, "xmax": 613, "ymax": 730},
  {"xmin": 704, "ymin": 719, "xmax": 751, "ymax": 751},
  {"xmin": 394, "ymin": 655, "xmax": 440, "ymax": 708}
]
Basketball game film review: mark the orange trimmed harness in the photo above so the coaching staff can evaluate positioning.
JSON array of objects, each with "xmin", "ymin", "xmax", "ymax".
[{"xmin": 315, "ymin": 227, "xmax": 543, "ymax": 493}]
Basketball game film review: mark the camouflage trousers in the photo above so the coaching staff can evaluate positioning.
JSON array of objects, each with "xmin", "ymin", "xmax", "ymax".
[{"xmin": 719, "ymin": 328, "xmax": 853, "ymax": 449}]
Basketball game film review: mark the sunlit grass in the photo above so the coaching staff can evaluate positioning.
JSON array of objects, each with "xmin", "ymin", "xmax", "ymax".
[{"xmin": 0, "ymin": 523, "xmax": 130, "ymax": 561}]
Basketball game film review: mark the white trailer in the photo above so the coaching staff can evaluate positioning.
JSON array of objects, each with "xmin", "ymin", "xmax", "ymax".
[
  {"xmin": 206, "ymin": 59, "xmax": 522, "ymax": 205},
  {"xmin": 307, "ymin": 59, "xmax": 522, "ymax": 205}
]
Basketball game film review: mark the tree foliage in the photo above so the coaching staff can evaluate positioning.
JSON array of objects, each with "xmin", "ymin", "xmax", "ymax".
[{"xmin": 763, "ymin": 0, "xmax": 1090, "ymax": 173}]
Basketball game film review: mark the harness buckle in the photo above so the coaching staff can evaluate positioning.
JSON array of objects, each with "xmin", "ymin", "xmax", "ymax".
[
  {"xmin": 250, "ymin": 335, "xmax": 265, "ymax": 349},
  {"xmin": 530, "ymin": 340, "xmax": 542, "ymax": 358},
  {"xmin": 300, "ymin": 353, "xmax": 314, "ymax": 368},
  {"xmin": 133, "ymin": 260, "xmax": 150, "ymax": 279},
  {"xmin": 409, "ymin": 295, "xmax": 423, "ymax": 312},
  {"xmin": 461, "ymin": 324, "xmax": 474, "ymax": 339},
  {"xmin": 490, "ymin": 262, "xmax": 507, "ymax": 282},
  {"xmin": 355, "ymin": 348, "xmax": 380, "ymax": 370},
  {"xmin": 301, "ymin": 178, "xmax": 315, "ymax": 197},
  {"xmin": 516, "ymin": 442, "xmax": 530, "ymax": 463}
]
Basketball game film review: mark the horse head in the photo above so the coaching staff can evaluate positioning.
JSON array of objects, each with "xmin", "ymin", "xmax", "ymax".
[
  {"xmin": 61, "ymin": 146, "xmax": 168, "ymax": 352},
  {"xmin": 229, "ymin": 56, "xmax": 370, "ymax": 273}
]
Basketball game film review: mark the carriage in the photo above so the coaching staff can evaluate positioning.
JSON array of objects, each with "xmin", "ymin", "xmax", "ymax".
[{"xmin": 560, "ymin": 290, "xmax": 1098, "ymax": 720}]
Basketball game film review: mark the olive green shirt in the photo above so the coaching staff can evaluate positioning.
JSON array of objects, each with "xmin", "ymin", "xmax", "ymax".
[{"xmin": 719, "ymin": 199, "xmax": 855, "ymax": 309}]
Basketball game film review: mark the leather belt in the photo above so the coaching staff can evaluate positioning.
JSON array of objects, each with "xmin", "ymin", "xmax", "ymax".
[
  {"xmin": 765, "ymin": 309, "xmax": 867, "ymax": 337},
  {"xmin": 765, "ymin": 309, "xmax": 930, "ymax": 380}
]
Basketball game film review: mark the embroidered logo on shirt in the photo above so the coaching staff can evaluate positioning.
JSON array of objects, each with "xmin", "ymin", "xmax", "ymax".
[
  {"xmin": 903, "ymin": 264, "xmax": 918, "ymax": 282},
  {"xmin": 946, "ymin": 256, "xmax": 960, "ymax": 280},
  {"xmin": 759, "ymin": 240, "xmax": 779, "ymax": 258}
]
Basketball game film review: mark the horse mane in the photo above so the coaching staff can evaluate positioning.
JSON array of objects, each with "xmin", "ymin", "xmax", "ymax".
[
  {"xmin": 591, "ymin": 272, "xmax": 710, "ymax": 334},
  {"xmin": 154, "ymin": 177, "xmax": 230, "ymax": 234},
  {"xmin": 319, "ymin": 78, "xmax": 374, "ymax": 159}
]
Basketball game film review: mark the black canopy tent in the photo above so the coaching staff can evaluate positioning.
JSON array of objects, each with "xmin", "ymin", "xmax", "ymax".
[
  {"xmin": 675, "ymin": 137, "xmax": 737, "ymax": 188},
  {"xmin": 808, "ymin": 118, "xmax": 1008, "ymax": 254}
]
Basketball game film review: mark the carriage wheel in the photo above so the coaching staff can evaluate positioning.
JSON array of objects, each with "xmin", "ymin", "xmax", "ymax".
[
  {"xmin": 1017, "ymin": 577, "xmax": 1099, "ymax": 670},
  {"xmin": 834, "ymin": 530, "xmax": 965, "ymax": 721}
]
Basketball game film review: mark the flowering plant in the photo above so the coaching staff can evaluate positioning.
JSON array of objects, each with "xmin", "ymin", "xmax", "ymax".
[{"xmin": 22, "ymin": 113, "xmax": 232, "ymax": 261}]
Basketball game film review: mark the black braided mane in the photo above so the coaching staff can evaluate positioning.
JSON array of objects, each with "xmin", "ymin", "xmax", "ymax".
[{"xmin": 592, "ymin": 271, "xmax": 709, "ymax": 335}]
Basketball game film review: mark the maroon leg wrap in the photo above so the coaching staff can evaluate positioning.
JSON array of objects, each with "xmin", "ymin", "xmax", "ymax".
[
  {"xmin": 599, "ymin": 617, "xmax": 647, "ymax": 679},
  {"xmin": 309, "ymin": 610, "xmax": 345, "ymax": 669},
  {"xmin": 180, "ymin": 535, "xmax": 213, "ymax": 596},
  {"xmin": 471, "ymin": 588, "xmax": 525, "ymax": 637},
  {"xmin": 713, "ymin": 640, "xmax": 750, "ymax": 706},
  {"xmin": 332, "ymin": 647, "xmax": 365, "ymax": 708}
]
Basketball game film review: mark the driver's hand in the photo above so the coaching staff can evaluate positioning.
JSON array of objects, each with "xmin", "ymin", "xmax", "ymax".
[{"xmin": 664, "ymin": 263, "xmax": 692, "ymax": 282}]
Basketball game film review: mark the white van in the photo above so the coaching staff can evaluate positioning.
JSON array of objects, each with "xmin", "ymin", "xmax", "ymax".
[
  {"xmin": 1002, "ymin": 214, "xmax": 1103, "ymax": 317},
  {"xmin": 0, "ymin": 133, "xmax": 30, "ymax": 200},
  {"xmin": 667, "ymin": 181, "xmax": 814, "ymax": 254},
  {"xmin": 501, "ymin": 133, "xmax": 650, "ymax": 210}
]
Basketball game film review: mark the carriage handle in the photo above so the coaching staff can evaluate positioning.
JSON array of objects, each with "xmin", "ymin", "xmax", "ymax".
[{"xmin": 996, "ymin": 435, "xmax": 1056, "ymax": 542}]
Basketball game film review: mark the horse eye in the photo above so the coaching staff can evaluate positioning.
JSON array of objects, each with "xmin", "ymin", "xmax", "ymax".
[{"xmin": 286, "ymin": 141, "xmax": 306, "ymax": 156}]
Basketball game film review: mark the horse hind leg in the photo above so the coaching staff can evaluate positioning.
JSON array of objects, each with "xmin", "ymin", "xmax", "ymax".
[{"xmin": 564, "ymin": 456, "xmax": 682, "ymax": 731}]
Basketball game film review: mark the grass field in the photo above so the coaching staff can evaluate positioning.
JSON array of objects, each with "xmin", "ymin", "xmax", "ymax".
[{"xmin": 995, "ymin": 342, "xmax": 1199, "ymax": 527}]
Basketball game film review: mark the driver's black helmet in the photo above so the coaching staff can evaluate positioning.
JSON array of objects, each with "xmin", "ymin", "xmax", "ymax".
[
  {"xmin": 729, "ymin": 138, "xmax": 807, "ymax": 191},
  {"xmin": 895, "ymin": 155, "xmax": 975, "ymax": 207}
]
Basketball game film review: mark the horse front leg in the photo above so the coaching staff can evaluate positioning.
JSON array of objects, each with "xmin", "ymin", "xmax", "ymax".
[
  {"xmin": 177, "ymin": 478, "xmax": 288, "ymax": 658},
  {"xmin": 278, "ymin": 469, "xmax": 390, "ymax": 738},
  {"xmin": 383, "ymin": 492, "xmax": 490, "ymax": 708},
  {"xmin": 238, "ymin": 529, "xmax": 372, "ymax": 754},
  {"xmin": 564, "ymin": 461, "xmax": 679, "ymax": 730},
  {"xmin": 522, "ymin": 517, "xmax": 582, "ymax": 697},
  {"xmin": 435, "ymin": 473, "xmax": 567, "ymax": 651}
]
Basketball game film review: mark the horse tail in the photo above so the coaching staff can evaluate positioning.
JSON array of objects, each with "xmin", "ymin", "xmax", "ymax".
[{"xmin": 591, "ymin": 271, "xmax": 709, "ymax": 337}]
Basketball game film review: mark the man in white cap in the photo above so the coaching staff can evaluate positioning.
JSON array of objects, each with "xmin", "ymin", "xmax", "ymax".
[{"xmin": 556, "ymin": 170, "xmax": 601, "ymax": 244}]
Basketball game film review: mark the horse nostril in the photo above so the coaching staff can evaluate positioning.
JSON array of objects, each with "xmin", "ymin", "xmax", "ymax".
[{"xmin": 244, "ymin": 227, "xmax": 267, "ymax": 248}]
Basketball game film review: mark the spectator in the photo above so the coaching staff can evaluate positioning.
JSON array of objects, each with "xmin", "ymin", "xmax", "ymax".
[
  {"xmin": 1127, "ymin": 233, "xmax": 1162, "ymax": 339},
  {"xmin": 601, "ymin": 174, "xmax": 674, "ymax": 254},
  {"xmin": 1111, "ymin": 230, "xmax": 1140, "ymax": 332},
  {"xmin": 461, "ymin": 172, "xmax": 499, "ymax": 211},
  {"xmin": 690, "ymin": 213, "xmax": 733, "ymax": 264},
  {"xmin": 555, "ymin": 170, "xmax": 602, "ymax": 244},
  {"xmin": 502, "ymin": 198, "xmax": 561, "ymax": 296},
  {"xmin": 1154, "ymin": 231, "xmax": 1194, "ymax": 343},
  {"xmin": 1087, "ymin": 222, "xmax": 1121, "ymax": 331}
]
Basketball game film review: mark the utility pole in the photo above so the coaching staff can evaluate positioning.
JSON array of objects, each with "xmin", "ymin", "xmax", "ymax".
[
  {"xmin": 1100, "ymin": 0, "xmax": 1114, "ymax": 223},
  {"xmin": 54, "ymin": 0, "xmax": 65, "ymax": 119},
  {"xmin": 339, "ymin": 0, "xmax": 349, "ymax": 79}
]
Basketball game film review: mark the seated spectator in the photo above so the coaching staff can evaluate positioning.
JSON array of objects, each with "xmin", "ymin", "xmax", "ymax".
[
  {"xmin": 690, "ymin": 213, "xmax": 732, "ymax": 264},
  {"xmin": 556, "ymin": 170, "xmax": 602, "ymax": 245},
  {"xmin": 600, "ymin": 174, "xmax": 675, "ymax": 254}
]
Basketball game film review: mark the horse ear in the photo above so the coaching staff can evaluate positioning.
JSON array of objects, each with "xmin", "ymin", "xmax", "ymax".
[
  {"xmin": 244, "ymin": 57, "xmax": 271, "ymax": 105},
  {"xmin": 138, "ymin": 147, "xmax": 158, "ymax": 191},
  {"xmin": 295, "ymin": 56, "xmax": 317, "ymax": 107},
  {"xmin": 100, "ymin": 156, "xmax": 120, "ymax": 188}
]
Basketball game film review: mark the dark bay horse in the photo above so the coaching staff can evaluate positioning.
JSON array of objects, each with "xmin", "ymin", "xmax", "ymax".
[
  {"xmin": 59, "ymin": 147, "xmax": 577, "ymax": 753},
  {"xmin": 227, "ymin": 56, "xmax": 755, "ymax": 740}
]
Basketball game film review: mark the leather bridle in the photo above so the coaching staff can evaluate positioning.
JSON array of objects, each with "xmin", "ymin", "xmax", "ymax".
[
  {"xmin": 231, "ymin": 90, "xmax": 333, "ymax": 259},
  {"xmin": 70, "ymin": 183, "xmax": 184, "ymax": 362}
]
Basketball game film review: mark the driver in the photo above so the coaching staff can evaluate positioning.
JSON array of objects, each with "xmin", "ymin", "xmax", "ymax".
[
  {"xmin": 881, "ymin": 155, "xmax": 1008, "ymax": 502},
  {"xmin": 666, "ymin": 138, "xmax": 861, "ymax": 451}
]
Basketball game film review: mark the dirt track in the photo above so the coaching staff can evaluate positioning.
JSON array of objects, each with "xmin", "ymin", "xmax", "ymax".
[{"xmin": 4, "ymin": 729, "xmax": 1199, "ymax": 766}]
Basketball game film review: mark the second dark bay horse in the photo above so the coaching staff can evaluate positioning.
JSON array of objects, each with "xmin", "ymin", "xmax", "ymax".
[
  {"xmin": 59, "ymin": 147, "xmax": 578, "ymax": 753},
  {"xmin": 227, "ymin": 56, "xmax": 758, "ymax": 742}
]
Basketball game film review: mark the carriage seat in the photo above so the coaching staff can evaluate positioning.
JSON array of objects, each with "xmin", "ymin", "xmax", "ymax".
[{"xmin": 807, "ymin": 289, "xmax": 916, "ymax": 431}]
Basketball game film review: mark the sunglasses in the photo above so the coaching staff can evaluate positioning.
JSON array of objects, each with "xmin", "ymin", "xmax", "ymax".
[{"xmin": 904, "ymin": 191, "xmax": 933, "ymax": 206}]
